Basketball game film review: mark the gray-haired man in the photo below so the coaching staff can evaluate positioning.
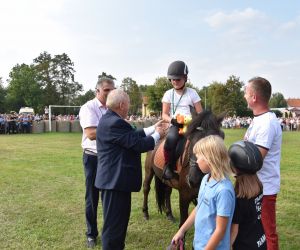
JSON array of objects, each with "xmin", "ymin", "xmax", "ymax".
[{"xmin": 79, "ymin": 75, "xmax": 115, "ymax": 248}]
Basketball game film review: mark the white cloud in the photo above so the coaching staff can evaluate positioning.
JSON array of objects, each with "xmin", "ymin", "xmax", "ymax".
[
  {"xmin": 203, "ymin": 8, "xmax": 271, "ymax": 49},
  {"xmin": 279, "ymin": 21, "xmax": 297, "ymax": 31},
  {"xmin": 277, "ymin": 15, "xmax": 300, "ymax": 35},
  {"xmin": 205, "ymin": 8, "xmax": 267, "ymax": 30}
]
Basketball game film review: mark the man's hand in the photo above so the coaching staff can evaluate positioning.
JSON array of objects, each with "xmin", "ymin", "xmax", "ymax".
[
  {"xmin": 154, "ymin": 120, "xmax": 170, "ymax": 130},
  {"xmin": 153, "ymin": 120, "xmax": 164, "ymax": 128},
  {"xmin": 155, "ymin": 125, "xmax": 166, "ymax": 138}
]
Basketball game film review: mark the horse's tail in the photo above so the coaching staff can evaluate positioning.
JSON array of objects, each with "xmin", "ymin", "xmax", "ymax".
[{"xmin": 154, "ymin": 175, "xmax": 167, "ymax": 214}]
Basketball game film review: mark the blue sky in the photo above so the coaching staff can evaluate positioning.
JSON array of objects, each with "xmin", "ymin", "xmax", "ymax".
[{"xmin": 0, "ymin": 0, "xmax": 299, "ymax": 98}]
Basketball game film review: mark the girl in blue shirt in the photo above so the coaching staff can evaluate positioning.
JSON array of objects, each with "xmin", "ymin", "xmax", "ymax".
[{"xmin": 171, "ymin": 135, "xmax": 235, "ymax": 250}]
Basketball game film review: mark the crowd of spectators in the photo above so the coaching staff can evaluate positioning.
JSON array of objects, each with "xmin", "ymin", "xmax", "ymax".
[
  {"xmin": 0, "ymin": 112, "xmax": 79, "ymax": 134},
  {"xmin": 278, "ymin": 117, "xmax": 300, "ymax": 131},
  {"xmin": 222, "ymin": 116, "xmax": 253, "ymax": 129},
  {"xmin": 1, "ymin": 112, "xmax": 299, "ymax": 134},
  {"xmin": 127, "ymin": 114, "xmax": 160, "ymax": 121},
  {"xmin": 222, "ymin": 116, "xmax": 300, "ymax": 131},
  {"xmin": 127, "ymin": 114, "xmax": 300, "ymax": 132}
]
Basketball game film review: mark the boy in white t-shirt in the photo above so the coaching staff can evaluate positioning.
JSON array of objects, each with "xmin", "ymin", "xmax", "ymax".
[{"xmin": 161, "ymin": 61, "xmax": 202, "ymax": 179}]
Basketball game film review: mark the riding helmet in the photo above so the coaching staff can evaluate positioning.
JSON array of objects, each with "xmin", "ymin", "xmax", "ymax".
[
  {"xmin": 228, "ymin": 140, "xmax": 263, "ymax": 174},
  {"xmin": 167, "ymin": 61, "xmax": 188, "ymax": 79}
]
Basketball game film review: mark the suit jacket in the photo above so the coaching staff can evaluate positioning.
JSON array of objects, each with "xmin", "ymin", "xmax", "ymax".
[{"xmin": 95, "ymin": 109, "xmax": 155, "ymax": 192}]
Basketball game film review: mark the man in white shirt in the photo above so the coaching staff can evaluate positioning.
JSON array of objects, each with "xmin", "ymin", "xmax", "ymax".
[
  {"xmin": 244, "ymin": 77, "xmax": 282, "ymax": 250},
  {"xmin": 79, "ymin": 75, "xmax": 115, "ymax": 248}
]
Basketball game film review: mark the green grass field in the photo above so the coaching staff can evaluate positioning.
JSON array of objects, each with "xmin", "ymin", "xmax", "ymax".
[{"xmin": 0, "ymin": 130, "xmax": 299, "ymax": 249}]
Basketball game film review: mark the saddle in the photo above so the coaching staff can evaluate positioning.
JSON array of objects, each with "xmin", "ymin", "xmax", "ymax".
[{"xmin": 154, "ymin": 136, "xmax": 189, "ymax": 174}]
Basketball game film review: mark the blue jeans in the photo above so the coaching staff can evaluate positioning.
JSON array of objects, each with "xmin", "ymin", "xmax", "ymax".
[{"xmin": 83, "ymin": 153, "xmax": 99, "ymax": 239}]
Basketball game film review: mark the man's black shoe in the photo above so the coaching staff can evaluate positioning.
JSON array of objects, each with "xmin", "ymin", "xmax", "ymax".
[
  {"xmin": 162, "ymin": 165, "xmax": 174, "ymax": 180},
  {"xmin": 87, "ymin": 237, "xmax": 96, "ymax": 248}
]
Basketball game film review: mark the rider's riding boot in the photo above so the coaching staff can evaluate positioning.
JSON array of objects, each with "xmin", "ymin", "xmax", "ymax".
[
  {"xmin": 162, "ymin": 149, "xmax": 174, "ymax": 180},
  {"xmin": 163, "ymin": 163, "xmax": 174, "ymax": 180}
]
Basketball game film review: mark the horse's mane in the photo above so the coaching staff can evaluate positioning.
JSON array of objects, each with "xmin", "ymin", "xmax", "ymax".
[{"xmin": 185, "ymin": 110, "xmax": 225, "ymax": 152}]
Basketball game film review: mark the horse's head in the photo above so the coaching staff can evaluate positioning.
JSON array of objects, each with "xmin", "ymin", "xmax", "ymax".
[{"xmin": 185, "ymin": 110, "xmax": 224, "ymax": 188}]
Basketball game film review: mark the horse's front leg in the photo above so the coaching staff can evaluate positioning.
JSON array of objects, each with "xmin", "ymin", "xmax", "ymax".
[
  {"xmin": 177, "ymin": 192, "xmax": 192, "ymax": 250},
  {"xmin": 179, "ymin": 192, "xmax": 190, "ymax": 228},
  {"xmin": 142, "ymin": 162, "xmax": 154, "ymax": 220},
  {"xmin": 165, "ymin": 186, "xmax": 175, "ymax": 223}
]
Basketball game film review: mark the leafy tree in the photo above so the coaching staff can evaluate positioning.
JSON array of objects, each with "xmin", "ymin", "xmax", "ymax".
[
  {"xmin": 199, "ymin": 85, "xmax": 212, "ymax": 111},
  {"xmin": 210, "ymin": 82, "xmax": 228, "ymax": 115},
  {"xmin": 6, "ymin": 64, "xmax": 42, "ymax": 112},
  {"xmin": 139, "ymin": 84, "xmax": 149, "ymax": 94},
  {"xmin": 34, "ymin": 51, "xmax": 59, "ymax": 108},
  {"xmin": 3, "ymin": 51, "xmax": 83, "ymax": 113},
  {"xmin": 34, "ymin": 51, "xmax": 83, "ymax": 107},
  {"xmin": 52, "ymin": 53, "xmax": 83, "ymax": 105},
  {"xmin": 120, "ymin": 77, "xmax": 142, "ymax": 115},
  {"xmin": 224, "ymin": 75, "xmax": 247, "ymax": 116},
  {"xmin": 0, "ymin": 77, "xmax": 7, "ymax": 113},
  {"xmin": 269, "ymin": 92, "xmax": 287, "ymax": 108},
  {"xmin": 199, "ymin": 76, "xmax": 248, "ymax": 116},
  {"xmin": 146, "ymin": 77, "xmax": 172, "ymax": 112},
  {"xmin": 74, "ymin": 89, "xmax": 95, "ymax": 105},
  {"xmin": 199, "ymin": 81, "xmax": 225, "ymax": 113}
]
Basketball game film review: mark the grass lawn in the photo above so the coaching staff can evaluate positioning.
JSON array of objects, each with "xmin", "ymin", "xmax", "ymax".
[{"xmin": 0, "ymin": 130, "xmax": 299, "ymax": 249}]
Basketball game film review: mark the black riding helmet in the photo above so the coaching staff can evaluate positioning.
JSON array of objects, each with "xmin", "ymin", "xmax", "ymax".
[
  {"xmin": 228, "ymin": 140, "xmax": 263, "ymax": 174},
  {"xmin": 167, "ymin": 61, "xmax": 188, "ymax": 80}
]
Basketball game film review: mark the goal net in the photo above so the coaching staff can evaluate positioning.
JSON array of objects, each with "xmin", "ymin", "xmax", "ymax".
[{"xmin": 48, "ymin": 105, "xmax": 81, "ymax": 132}]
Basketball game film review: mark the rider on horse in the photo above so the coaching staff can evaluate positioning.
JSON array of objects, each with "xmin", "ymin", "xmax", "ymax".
[{"xmin": 162, "ymin": 61, "xmax": 203, "ymax": 180}]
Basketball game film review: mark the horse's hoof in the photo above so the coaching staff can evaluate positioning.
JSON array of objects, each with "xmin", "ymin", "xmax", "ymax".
[
  {"xmin": 143, "ymin": 214, "xmax": 149, "ymax": 220},
  {"xmin": 167, "ymin": 214, "xmax": 176, "ymax": 223}
]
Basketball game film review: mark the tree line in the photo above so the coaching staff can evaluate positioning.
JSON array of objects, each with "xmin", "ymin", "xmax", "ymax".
[
  {"xmin": 140, "ymin": 75, "xmax": 287, "ymax": 117},
  {"xmin": 0, "ymin": 51, "xmax": 288, "ymax": 116}
]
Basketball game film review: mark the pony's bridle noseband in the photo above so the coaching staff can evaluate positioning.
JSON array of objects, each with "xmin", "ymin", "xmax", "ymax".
[{"xmin": 196, "ymin": 126, "xmax": 204, "ymax": 131}]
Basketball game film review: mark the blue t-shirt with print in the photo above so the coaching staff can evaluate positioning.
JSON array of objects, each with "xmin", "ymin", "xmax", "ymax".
[{"xmin": 193, "ymin": 174, "xmax": 235, "ymax": 250}]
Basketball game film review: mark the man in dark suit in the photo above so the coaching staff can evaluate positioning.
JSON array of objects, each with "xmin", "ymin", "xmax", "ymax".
[{"xmin": 95, "ymin": 89, "xmax": 166, "ymax": 250}]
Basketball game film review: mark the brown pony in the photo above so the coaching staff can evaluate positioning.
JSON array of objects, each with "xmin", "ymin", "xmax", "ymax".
[{"xmin": 142, "ymin": 110, "xmax": 224, "ymax": 227}]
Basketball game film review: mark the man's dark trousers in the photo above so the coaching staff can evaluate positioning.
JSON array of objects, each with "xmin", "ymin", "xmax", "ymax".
[
  {"xmin": 83, "ymin": 153, "xmax": 99, "ymax": 239},
  {"xmin": 101, "ymin": 189, "xmax": 131, "ymax": 250}
]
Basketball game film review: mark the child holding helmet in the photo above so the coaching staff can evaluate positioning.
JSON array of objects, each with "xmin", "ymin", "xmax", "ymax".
[
  {"xmin": 162, "ymin": 60, "xmax": 202, "ymax": 180},
  {"xmin": 229, "ymin": 141, "xmax": 267, "ymax": 250}
]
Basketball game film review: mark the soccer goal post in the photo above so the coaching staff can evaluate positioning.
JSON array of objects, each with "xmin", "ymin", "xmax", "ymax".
[{"xmin": 48, "ymin": 105, "xmax": 82, "ymax": 132}]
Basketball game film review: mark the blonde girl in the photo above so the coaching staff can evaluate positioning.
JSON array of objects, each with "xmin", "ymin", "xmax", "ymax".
[{"xmin": 171, "ymin": 135, "xmax": 235, "ymax": 250}]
